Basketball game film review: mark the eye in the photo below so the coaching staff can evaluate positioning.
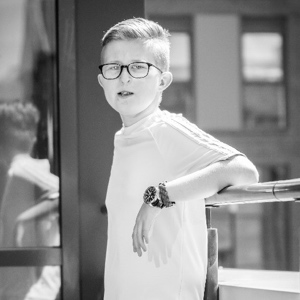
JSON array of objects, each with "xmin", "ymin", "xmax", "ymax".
[
  {"xmin": 107, "ymin": 64, "xmax": 120, "ymax": 71},
  {"xmin": 131, "ymin": 63, "xmax": 147, "ymax": 70}
]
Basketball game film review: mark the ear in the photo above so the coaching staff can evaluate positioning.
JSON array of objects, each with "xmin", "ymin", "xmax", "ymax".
[
  {"xmin": 97, "ymin": 74, "xmax": 104, "ymax": 88},
  {"xmin": 158, "ymin": 71, "xmax": 173, "ymax": 92}
]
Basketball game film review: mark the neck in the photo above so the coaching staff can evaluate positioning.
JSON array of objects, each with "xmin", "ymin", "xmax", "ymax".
[{"xmin": 122, "ymin": 97, "xmax": 161, "ymax": 127}]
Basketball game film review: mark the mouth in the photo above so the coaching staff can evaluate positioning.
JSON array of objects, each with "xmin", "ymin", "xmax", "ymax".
[{"xmin": 118, "ymin": 91, "xmax": 133, "ymax": 97}]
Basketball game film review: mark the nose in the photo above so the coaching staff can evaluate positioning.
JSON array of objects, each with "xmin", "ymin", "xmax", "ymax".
[{"xmin": 119, "ymin": 65, "xmax": 131, "ymax": 83}]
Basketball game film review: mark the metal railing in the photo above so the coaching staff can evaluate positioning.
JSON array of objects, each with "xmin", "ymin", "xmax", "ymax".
[
  {"xmin": 205, "ymin": 178, "xmax": 300, "ymax": 207},
  {"xmin": 203, "ymin": 178, "xmax": 300, "ymax": 300}
]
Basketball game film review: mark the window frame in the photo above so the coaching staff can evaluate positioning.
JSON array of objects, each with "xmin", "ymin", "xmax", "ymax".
[{"xmin": 241, "ymin": 16, "xmax": 288, "ymax": 131}]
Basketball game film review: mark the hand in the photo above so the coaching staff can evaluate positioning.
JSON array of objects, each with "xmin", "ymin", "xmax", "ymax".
[
  {"xmin": 13, "ymin": 221, "xmax": 25, "ymax": 247},
  {"xmin": 132, "ymin": 203, "xmax": 161, "ymax": 257}
]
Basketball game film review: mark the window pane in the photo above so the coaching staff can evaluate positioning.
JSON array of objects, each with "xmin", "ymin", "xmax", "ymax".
[
  {"xmin": 244, "ymin": 83, "xmax": 286, "ymax": 128},
  {"xmin": 242, "ymin": 33, "xmax": 283, "ymax": 82},
  {"xmin": 0, "ymin": 0, "xmax": 59, "ymax": 248},
  {"xmin": 170, "ymin": 32, "xmax": 191, "ymax": 82},
  {"xmin": 0, "ymin": 266, "xmax": 61, "ymax": 299},
  {"xmin": 242, "ymin": 30, "xmax": 286, "ymax": 129}
]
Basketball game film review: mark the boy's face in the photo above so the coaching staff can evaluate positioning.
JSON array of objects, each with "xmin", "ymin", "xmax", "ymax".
[{"xmin": 98, "ymin": 39, "xmax": 172, "ymax": 127}]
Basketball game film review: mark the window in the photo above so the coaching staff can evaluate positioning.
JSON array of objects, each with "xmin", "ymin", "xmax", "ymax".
[
  {"xmin": 170, "ymin": 32, "xmax": 191, "ymax": 82},
  {"xmin": 148, "ymin": 16, "xmax": 195, "ymax": 121},
  {"xmin": 242, "ymin": 18, "xmax": 286, "ymax": 130}
]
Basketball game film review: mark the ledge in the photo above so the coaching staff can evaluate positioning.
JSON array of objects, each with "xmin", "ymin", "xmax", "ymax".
[{"xmin": 218, "ymin": 268, "xmax": 300, "ymax": 300}]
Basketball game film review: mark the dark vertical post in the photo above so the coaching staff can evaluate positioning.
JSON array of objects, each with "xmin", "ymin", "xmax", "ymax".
[
  {"xmin": 204, "ymin": 207, "xmax": 219, "ymax": 300},
  {"xmin": 58, "ymin": 0, "xmax": 80, "ymax": 299}
]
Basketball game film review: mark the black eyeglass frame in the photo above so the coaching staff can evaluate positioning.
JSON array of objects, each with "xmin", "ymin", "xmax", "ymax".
[{"xmin": 98, "ymin": 62, "xmax": 163, "ymax": 80}]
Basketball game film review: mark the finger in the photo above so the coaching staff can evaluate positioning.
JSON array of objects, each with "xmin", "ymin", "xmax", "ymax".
[
  {"xmin": 15, "ymin": 227, "xmax": 24, "ymax": 247},
  {"xmin": 143, "ymin": 230, "xmax": 149, "ymax": 245},
  {"xmin": 132, "ymin": 226, "xmax": 138, "ymax": 251},
  {"xmin": 141, "ymin": 229, "xmax": 149, "ymax": 249},
  {"xmin": 135, "ymin": 240, "xmax": 143, "ymax": 257},
  {"xmin": 137, "ymin": 227, "xmax": 147, "ymax": 253},
  {"xmin": 132, "ymin": 225, "xmax": 142, "ymax": 256}
]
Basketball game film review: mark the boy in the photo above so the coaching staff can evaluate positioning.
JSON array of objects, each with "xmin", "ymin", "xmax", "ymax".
[{"xmin": 97, "ymin": 18, "xmax": 258, "ymax": 300}]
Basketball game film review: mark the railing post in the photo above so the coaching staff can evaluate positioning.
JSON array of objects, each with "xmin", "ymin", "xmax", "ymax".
[{"xmin": 204, "ymin": 207, "xmax": 219, "ymax": 300}]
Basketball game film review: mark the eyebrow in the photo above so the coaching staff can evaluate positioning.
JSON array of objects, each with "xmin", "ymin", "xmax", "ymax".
[{"xmin": 103, "ymin": 60, "xmax": 148, "ymax": 65}]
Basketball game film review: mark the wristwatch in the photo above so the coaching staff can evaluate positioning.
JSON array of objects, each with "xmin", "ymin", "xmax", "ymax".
[{"xmin": 143, "ymin": 186, "xmax": 164, "ymax": 208}]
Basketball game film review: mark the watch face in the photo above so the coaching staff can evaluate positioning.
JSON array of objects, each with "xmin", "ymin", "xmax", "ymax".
[{"xmin": 143, "ymin": 186, "xmax": 157, "ymax": 205}]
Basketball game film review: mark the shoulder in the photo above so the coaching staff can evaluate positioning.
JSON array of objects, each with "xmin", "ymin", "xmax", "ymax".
[
  {"xmin": 9, "ymin": 155, "xmax": 59, "ymax": 189},
  {"xmin": 150, "ymin": 110, "xmax": 217, "ymax": 148},
  {"xmin": 150, "ymin": 110, "xmax": 243, "ymax": 157},
  {"xmin": 148, "ymin": 110, "xmax": 189, "ymax": 134},
  {"xmin": 10, "ymin": 156, "xmax": 50, "ymax": 175}
]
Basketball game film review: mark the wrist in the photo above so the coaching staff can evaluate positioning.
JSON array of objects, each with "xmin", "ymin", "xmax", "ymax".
[
  {"xmin": 158, "ymin": 181, "xmax": 175, "ymax": 208},
  {"xmin": 143, "ymin": 181, "xmax": 176, "ymax": 209}
]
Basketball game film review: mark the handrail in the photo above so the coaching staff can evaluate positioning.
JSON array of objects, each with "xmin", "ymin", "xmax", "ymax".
[
  {"xmin": 203, "ymin": 178, "xmax": 300, "ymax": 300},
  {"xmin": 205, "ymin": 178, "xmax": 300, "ymax": 207},
  {"xmin": 204, "ymin": 178, "xmax": 300, "ymax": 300}
]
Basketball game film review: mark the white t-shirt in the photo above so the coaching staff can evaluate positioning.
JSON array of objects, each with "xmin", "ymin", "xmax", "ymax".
[{"xmin": 104, "ymin": 109, "xmax": 241, "ymax": 300}]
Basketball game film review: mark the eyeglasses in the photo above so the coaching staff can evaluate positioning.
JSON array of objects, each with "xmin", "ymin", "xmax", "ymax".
[{"xmin": 98, "ymin": 62, "xmax": 163, "ymax": 80}]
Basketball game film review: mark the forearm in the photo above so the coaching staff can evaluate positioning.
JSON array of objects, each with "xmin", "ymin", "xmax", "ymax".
[
  {"xmin": 16, "ymin": 199, "xmax": 59, "ymax": 224},
  {"xmin": 166, "ymin": 155, "xmax": 259, "ymax": 203}
]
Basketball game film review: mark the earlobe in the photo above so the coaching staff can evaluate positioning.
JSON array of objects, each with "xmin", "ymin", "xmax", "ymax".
[
  {"xmin": 97, "ymin": 74, "xmax": 104, "ymax": 87},
  {"xmin": 159, "ymin": 72, "xmax": 173, "ymax": 91}
]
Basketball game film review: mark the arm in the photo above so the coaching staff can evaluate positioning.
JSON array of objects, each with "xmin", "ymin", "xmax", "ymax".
[
  {"xmin": 166, "ymin": 155, "xmax": 259, "ymax": 203},
  {"xmin": 132, "ymin": 155, "xmax": 258, "ymax": 256},
  {"xmin": 14, "ymin": 197, "xmax": 59, "ymax": 247}
]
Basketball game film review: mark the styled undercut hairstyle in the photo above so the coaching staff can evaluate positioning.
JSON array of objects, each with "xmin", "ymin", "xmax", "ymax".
[{"xmin": 101, "ymin": 18, "xmax": 171, "ymax": 72}]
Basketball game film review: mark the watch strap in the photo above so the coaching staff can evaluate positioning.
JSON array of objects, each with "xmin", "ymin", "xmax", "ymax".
[{"xmin": 158, "ymin": 181, "xmax": 175, "ymax": 208}]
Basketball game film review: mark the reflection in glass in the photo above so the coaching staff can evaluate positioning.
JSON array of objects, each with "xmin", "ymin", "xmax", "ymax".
[
  {"xmin": 0, "ymin": 0, "xmax": 59, "ymax": 248},
  {"xmin": 0, "ymin": 266, "xmax": 61, "ymax": 300},
  {"xmin": 0, "ymin": 102, "xmax": 59, "ymax": 249},
  {"xmin": 0, "ymin": 0, "xmax": 59, "ymax": 298}
]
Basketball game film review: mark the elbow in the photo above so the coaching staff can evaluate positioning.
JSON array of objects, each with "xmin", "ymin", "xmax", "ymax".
[
  {"xmin": 231, "ymin": 155, "xmax": 259, "ymax": 186},
  {"xmin": 246, "ymin": 163, "xmax": 259, "ymax": 184},
  {"xmin": 241, "ymin": 157, "xmax": 259, "ymax": 185}
]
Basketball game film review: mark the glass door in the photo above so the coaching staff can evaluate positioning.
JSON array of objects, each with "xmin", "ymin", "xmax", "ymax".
[{"xmin": 0, "ymin": 0, "xmax": 61, "ymax": 299}]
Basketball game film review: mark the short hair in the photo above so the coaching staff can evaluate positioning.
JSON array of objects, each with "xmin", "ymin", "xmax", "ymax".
[
  {"xmin": 0, "ymin": 101, "xmax": 40, "ymax": 153},
  {"xmin": 101, "ymin": 18, "xmax": 171, "ymax": 71}
]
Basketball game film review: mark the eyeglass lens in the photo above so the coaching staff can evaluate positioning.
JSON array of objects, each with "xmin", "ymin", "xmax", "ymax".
[{"xmin": 102, "ymin": 63, "xmax": 149, "ymax": 79}]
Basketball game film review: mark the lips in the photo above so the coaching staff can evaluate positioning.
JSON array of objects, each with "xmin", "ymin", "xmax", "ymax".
[{"xmin": 118, "ymin": 91, "xmax": 133, "ymax": 97}]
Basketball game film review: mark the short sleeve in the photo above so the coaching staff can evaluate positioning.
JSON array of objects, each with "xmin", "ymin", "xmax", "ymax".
[{"xmin": 149, "ymin": 114, "xmax": 243, "ymax": 178}]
